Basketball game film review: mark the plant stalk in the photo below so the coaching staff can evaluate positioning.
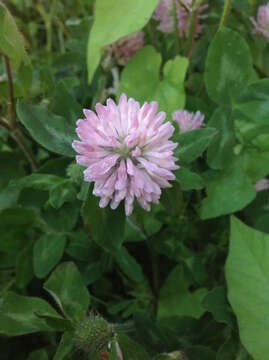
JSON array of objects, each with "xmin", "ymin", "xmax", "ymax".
[{"xmin": 219, "ymin": 0, "xmax": 232, "ymax": 29}]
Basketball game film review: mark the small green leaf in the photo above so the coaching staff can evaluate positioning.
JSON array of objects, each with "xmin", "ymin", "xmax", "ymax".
[
  {"xmin": 83, "ymin": 190, "xmax": 125, "ymax": 253},
  {"xmin": 17, "ymin": 102, "xmax": 76, "ymax": 157},
  {"xmin": 44, "ymin": 262, "xmax": 90, "ymax": 319},
  {"xmin": 0, "ymin": 291, "xmax": 63, "ymax": 335},
  {"xmin": 53, "ymin": 331, "xmax": 74, "ymax": 360},
  {"xmin": 226, "ymin": 217, "xmax": 269, "ymax": 360},
  {"xmin": 158, "ymin": 265, "xmax": 207, "ymax": 319},
  {"xmin": 175, "ymin": 167, "xmax": 205, "ymax": 190},
  {"xmin": 174, "ymin": 128, "xmax": 216, "ymax": 164},
  {"xmin": 117, "ymin": 334, "xmax": 151, "ymax": 360},
  {"xmin": 87, "ymin": 0, "xmax": 159, "ymax": 82},
  {"xmin": 33, "ymin": 234, "xmax": 67, "ymax": 278},
  {"xmin": 200, "ymin": 157, "xmax": 256, "ymax": 219},
  {"xmin": 15, "ymin": 241, "xmax": 34, "ymax": 288},
  {"xmin": 27, "ymin": 349, "xmax": 48, "ymax": 360},
  {"xmin": 205, "ymin": 28, "xmax": 253, "ymax": 105},
  {"xmin": 51, "ymin": 80, "xmax": 82, "ymax": 125},
  {"xmin": 118, "ymin": 46, "xmax": 188, "ymax": 116},
  {"xmin": 109, "ymin": 341, "xmax": 118, "ymax": 360},
  {"xmin": 202, "ymin": 286, "xmax": 233, "ymax": 327},
  {"xmin": 115, "ymin": 247, "xmax": 144, "ymax": 282},
  {"xmin": 207, "ymin": 107, "xmax": 236, "ymax": 170}
]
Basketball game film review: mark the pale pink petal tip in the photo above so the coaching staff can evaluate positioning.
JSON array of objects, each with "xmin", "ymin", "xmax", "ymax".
[
  {"xmin": 172, "ymin": 109, "xmax": 205, "ymax": 133},
  {"xmin": 250, "ymin": 4, "xmax": 269, "ymax": 40},
  {"xmin": 72, "ymin": 93, "xmax": 179, "ymax": 216},
  {"xmin": 153, "ymin": 0, "xmax": 208, "ymax": 38}
]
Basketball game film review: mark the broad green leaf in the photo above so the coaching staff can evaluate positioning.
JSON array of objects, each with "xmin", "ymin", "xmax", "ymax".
[
  {"xmin": 0, "ymin": 3, "xmax": 30, "ymax": 70},
  {"xmin": 115, "ymin": 246, "xmax": 144, "ymax": 282},
  {"xmin": 83, "ymin": 190, "xmax": 125, "ymax": 253},
  {"xmin": 33, "ymin": 234, "xmax": 67, "ymax": 278},
  {"xmin": 207, "ymin": 107, "xmax": 236, "ymax": 170},
  {"xmin": 53, "ymin": 331, "xmax": 74, "ymax": 360},
  {"xmin": 87, "ymin": 0, "xmax": 159, "ymax": 82},
  {"xmin": 216, "ymin": 335, "xmax": 239, "ymax": 360},
  {"xmin": 175, "ymin": 167, "xmax": 205, "ymax": 190},
  {"xmin": 226, "ymin": 216, "xmax": 269, "ymax": 360},
  {"xmin": 158, "ymin": 265, "xmax": 207, "ymax": 319},
  {"xmin": 205, "ymin": 28, "xmax": 253, "ymax": 105},
  {"xmin": 200, "ymin": 157, "xmax": 256, "ymax": 219},
  {"xmin": 17, "ymin": 102, "xmax": 76, "ymax": 157},
  {"xmin": 44, "ymin": 262, "xmax": 90, "ymax": 319},
  {"xmin": 174, "ymin": 128, "xmax": 216, "ymax": 164},
  {"xmin": 0, "ymin": 291, "xmax": 63, "ymax": 335},
  {"xmin": 66, "ymin": 230, "xmax": 98, "ymax": 262},
  {"xmin": 119, "ymin": 46, "xmax": 188, "ymax": 116},
  {"xmin": 202, "ymin": 286, "xmax": 233, "ymax": 327},
  {"xmin": 117, "ymin": 334, "xmax": 151, "ymax": 360}
]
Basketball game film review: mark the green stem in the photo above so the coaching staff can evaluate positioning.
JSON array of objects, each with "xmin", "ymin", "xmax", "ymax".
[
  {"xmin": 185, "ymin": 0, "xmax": 205, "ymax": 58},
  {"xmin": 0, "ymin": 53, "xmax": 38, "ymax": 171},
  {"xmin": 11, "ymin": 128, "xmax": 38, "ymax": 171},
  {"xmin": 219, "ymin": 0, "xmax": 232, "ymax": 29},
  {"xmin": 2, "ymin": 52, "xmax": 16, "ymax": 129}
]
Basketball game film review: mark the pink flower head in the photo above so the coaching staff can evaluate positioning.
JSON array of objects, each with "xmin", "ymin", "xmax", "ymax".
[
  {"xmin": 153, "ymin": 0, "xmax": 208, "ymax": 38},
  {"xmin": 250, "ymin": 3, "xmax": 269, "ymax": 40},
  {"xmin": 73, "ymin": 94, "xmax": 179, "ymax": 216},
  {"xmin": 172, "ymin": 109, "xmax": 204, "ymax": 133},
  {"xmin": 254, "ymin": 178, "xmax": 269, "ymax": 191},
  {"xmin": 106, "ymin": 31, "xmax": 144, "ymax": 65}
]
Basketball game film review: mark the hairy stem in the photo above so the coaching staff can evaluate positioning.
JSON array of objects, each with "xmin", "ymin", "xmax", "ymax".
[
  {"xmin": 1, "ymin": 53, "xmax": 38, "ymax": 171},
  {"xmin": 2, "ymin": 53, "xmax": 16, "ymax": 129},
  {"xmin": 11, "ymin": 128, "xmax": 39, "ymax": 171},
  {"xmin": 219, "ymin": 0, "xmax": 232, "ymax": 29}
]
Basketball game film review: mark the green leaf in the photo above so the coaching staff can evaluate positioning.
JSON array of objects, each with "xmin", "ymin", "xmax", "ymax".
[
  {"xmin": 49, "ymin": 179, "xmax": 76, "ymax": 209},
  {"xmin": 119, "ymin": 46, "xmax": 188, "ymax": 116},
  {"xmin": 0, "ymin": 291, "xmax": 63, "ymax": 335},
  {"xmin": 0, "ymin": 3, "xmax": 30, "ymax": 70},
  {"xmin": 207, "ymin": 107, "xmax": 236, "ymax": 170},
  {"xmin": 205, "ymin": 28, "xmax": 253, "ymax": 105},
  {"xmin": 0, "ymin": 207, "xmax": 36, "ymax": 253},
  {"xmin": 226, "ymin": 216, "xmax": 269, "ymax": 360},
  {"xmin": 117, "ymin": 334, "xmax": 151, "ymax": 360},
  {"xmin": 160, "ymin": 182, "xmax": 183, "ymax": 216},
  {"xmin": 83, "ymin": 191, "xmax": 125, "ymax": 253},
  {"xmin": 158, "ymin": 265, "xmax": 207, "ymax": 319},
  {"xmin": 87, "ymin": 0, "xmax": 159, "ymax": 82},
  {"xmin": 44, "ymin": 262, "xmax": 90, "ymax": 319},
  {"xmin": 174, "ymin": 128, "xmax": 216, "ymax": 165},
  {"xmin": 115, "ymin": 246, "xmax": 144, "ymax": 282},
  {"xmin": 118, "ymin": 46, "xmax": 161, "ymax": 102},
  {"xmin": 17, "ymin": 102, "xmax": 76, "ymax": 157},
  {"xmin": 53, "ymin": 331, "xmax": 74, "ymax": 360},
  {"xmin": 33, "ymin": 234, "xmax": 67, "ymax": 279},
  {"xmin": 109, "ymin": 341, "xmax": 118, "ymax": 360},
  {"xmin": 200, "ymin": 157, "xmax": 256, "ymax": 219},
  {"xmin": 202, "ymin": 286, "xmax": 233, "ymax": 327},
  {"xmin": 15, "ymin": 241, "xmax": 34, "ymax": 288},
  {"xmin": 27, "ymin": 349, "xmax": 48, "ymax": 360},
  {"xmin": 175, "ymin": 167, "xmax": 205, "ymax": 190},
  {"xmin": 51, "ymin": 80, "xmax": 82, "ymax": 125}
]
